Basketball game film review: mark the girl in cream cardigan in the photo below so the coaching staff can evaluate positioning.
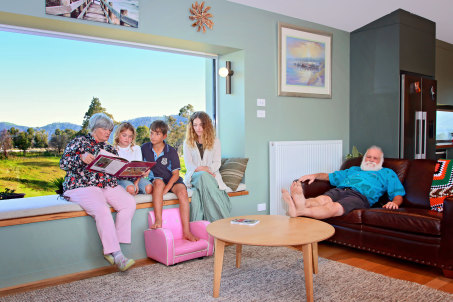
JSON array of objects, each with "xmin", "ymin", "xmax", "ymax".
[{"xmin": 183, "ymin": 111, "xmax": 231, "ymax": 221}]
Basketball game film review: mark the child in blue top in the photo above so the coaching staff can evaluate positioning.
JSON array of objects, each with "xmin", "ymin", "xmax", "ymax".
[{"xmin": 141, "ymin": 120, "xmax": 198, "ymax": 242}]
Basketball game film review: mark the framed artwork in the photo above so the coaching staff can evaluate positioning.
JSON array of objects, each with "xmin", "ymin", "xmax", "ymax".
[
  {"xmin": 45, "ymin": 0, "xmax": 139, "ymax": 28},
  {"xmin": 278, "ymin": 23, "xmax": 332, "ymax": 98}
]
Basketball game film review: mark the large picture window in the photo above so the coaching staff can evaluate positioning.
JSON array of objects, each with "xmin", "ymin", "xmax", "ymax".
[{"xmin": 0, "ymin": 25, "xmax": 217, "ymax": 198}]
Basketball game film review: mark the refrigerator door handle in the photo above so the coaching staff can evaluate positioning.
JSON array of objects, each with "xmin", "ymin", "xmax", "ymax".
[
  {"xmin": 415, "ymin": 111, "xmax": 426, "ymax": 159},
  {"xmin": 422, "ymin": 111, "xmax": 427, "ymax": 159}
]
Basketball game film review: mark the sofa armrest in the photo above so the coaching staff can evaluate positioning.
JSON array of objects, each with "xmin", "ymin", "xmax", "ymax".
[
  {"xmin": 144, "ymin": 228, "xmax": 174, "ymax": 265},
  {"xmin": 190, "ymin": 220, "xmax": 214, "ymax": 255},
  {"xmin": 189, "ymin": 221, "xmax": 211, "ymax": 241},
  {"xmin": 301, "ymin": 180, "xmax": 333, "ymax": 198},
  {"xmin": 440, "ymin": 197, "xmax": 453, "ymax": 267}
]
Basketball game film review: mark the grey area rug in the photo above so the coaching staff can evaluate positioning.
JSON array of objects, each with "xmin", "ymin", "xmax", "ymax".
[{"xmin": 3, "ymin": 245, "xmax": 452, "ymax": 302}]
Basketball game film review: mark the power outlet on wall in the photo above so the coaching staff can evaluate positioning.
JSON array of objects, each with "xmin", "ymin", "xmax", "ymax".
[{"xmin": 257, "ymin": 203, "xmax": 266, "ymax": 212}]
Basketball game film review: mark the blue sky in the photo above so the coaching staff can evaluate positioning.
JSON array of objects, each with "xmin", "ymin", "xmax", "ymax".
[{"xmin": 0, "ymin": 30, "xmax": 207, "ymax": 127}]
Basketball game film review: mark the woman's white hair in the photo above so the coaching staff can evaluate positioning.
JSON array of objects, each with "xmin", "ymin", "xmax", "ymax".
[{"xmin": 89, "ymin": 113, "xmax": 114, "ymax": 133}]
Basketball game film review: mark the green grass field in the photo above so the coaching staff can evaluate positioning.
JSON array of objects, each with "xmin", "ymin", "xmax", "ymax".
[
  {"xmin": 0, "ymin": 154, "xmax": 66, "ymax": 198},
  {"xmin": 0, "ymin": 154, "xmax": 187, "ymax": 198}
]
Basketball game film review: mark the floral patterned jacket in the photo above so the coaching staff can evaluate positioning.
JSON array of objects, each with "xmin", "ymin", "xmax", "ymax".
[{"xmin": 60, "ymin": 134, "xmax": 119, "ymax": 192}]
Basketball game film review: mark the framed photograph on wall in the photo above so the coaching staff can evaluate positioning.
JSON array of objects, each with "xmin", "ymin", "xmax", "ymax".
[
  {"xmin": 278, "ymin": 23, "xmax": 332, "ymax": 98},
  {"xmin": 45, "ymin": 0, "xmax": 139, "ymax": 28}
]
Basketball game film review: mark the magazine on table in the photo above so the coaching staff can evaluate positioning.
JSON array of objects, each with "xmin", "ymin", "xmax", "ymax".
[
  {"xmin": 86, "ymin": 149, "xmax": 156, "ymax": 178},
  {"xmin": 230, "ymin": 218, "xmax": 260, "ymax": 226}
]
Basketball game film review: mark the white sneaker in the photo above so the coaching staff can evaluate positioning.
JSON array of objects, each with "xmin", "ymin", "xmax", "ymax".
[
  {"xmin": 117, "ymin": 258, "xmax": 135, "ymax": 272},
  {"xmin": 104, "ymin": 254, "xmax": 115, "ymax": 265}
]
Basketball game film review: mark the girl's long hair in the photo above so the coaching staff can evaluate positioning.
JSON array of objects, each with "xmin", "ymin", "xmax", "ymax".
[
  {"xmin": 113, "ymin": 122, "xmax": 136, "ymax": 149},
  {"xmin": 185, "ymin": 111, "xmax": 215, "ymax": 149}
]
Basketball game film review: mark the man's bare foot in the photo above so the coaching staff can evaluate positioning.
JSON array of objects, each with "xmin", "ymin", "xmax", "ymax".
[
  {"xmin": 290, "ymin": 181, "xmax": 306, "ymax": 209},
  {"xmin": 282, "ymin": 188, "xmax": 298, "ymax": 217},
  {"xmin": 183, "ymin": 231, "xmax": 199, "ymax": 242},
  {"xmin": 151, "ymin": 219, "xmax": 162, "ymax": 229}
]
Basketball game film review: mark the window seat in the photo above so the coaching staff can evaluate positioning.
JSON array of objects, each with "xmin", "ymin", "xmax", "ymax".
[{"xmin": 0, "ymin": 184, "xmax": 248, "ymax": 227}]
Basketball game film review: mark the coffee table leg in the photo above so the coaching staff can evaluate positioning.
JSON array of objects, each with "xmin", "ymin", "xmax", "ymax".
[
  {"xmin": 302, "ymin": 243, "xmax": 314, "ymax": 302},
  {"xmin": 213, "ymin": 238, "xmax": 225, "ymax": 298},
  {"xmin": 236, "ymin": 244, "xmax": 242, "ymax": 268},
  {"xmin": 312, "ymin": 242, "xmax": 318, "ymax": 274}
]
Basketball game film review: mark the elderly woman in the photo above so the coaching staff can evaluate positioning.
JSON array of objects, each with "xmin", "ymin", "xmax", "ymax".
[{"xmin": 60, "ymin": 113, "xmax": 136, "ymax": 271}]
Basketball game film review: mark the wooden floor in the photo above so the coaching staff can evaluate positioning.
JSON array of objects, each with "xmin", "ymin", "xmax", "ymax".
[
  {"xmin": 2, "ymin": 242, "xmax": 453, "ymax": 297},
  {"xmin": 317, "ymin": 242, "xmax": 453, "ymax": 294}
]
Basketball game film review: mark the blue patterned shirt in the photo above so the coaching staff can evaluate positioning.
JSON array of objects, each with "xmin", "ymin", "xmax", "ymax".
[{"xmin": 329, "ymin": 166, "xmax": 405, "ymax": 206}]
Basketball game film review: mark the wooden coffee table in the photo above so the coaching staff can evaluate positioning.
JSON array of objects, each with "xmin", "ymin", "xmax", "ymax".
[{"xmin": 206, "ymin": 215, "xmax": 335, "ymax": 302}]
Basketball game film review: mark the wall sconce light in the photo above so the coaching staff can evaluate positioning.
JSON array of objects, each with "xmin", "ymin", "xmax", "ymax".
[{"xmin": 218, "ymin": 61, "xmax": 234, "ymax": 94}]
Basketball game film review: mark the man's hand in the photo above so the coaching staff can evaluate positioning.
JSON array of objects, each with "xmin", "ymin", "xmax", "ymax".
[
  {"xmin": 384, "ymin": 195, "xmax": 403, "ymax": 210},
  {"xmin": 383, "ymin": 201, "xmax": 399, "ymax": 210},
  {"xmin": 297, "ymin": 173, "xmax": 329, "ymax": 184},
  {"xmin": 298, "ymin": 174, "xmax": 317, "ymax": 184}
]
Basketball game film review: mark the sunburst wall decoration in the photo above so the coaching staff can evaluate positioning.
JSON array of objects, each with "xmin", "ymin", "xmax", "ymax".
[{"xmin": 189, "ymin": 1, "xmax": 213, "ymax": 33}]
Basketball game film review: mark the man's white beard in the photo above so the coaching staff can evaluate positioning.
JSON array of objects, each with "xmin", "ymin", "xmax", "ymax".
[{"xmin": 360, "ymin": 159, "xmax": 383, "ymax": 171}]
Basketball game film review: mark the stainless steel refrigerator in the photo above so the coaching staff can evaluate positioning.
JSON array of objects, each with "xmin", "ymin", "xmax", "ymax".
[{"xmin": 400, "ymin": 73, "xmax": 437, "ymax": 159}]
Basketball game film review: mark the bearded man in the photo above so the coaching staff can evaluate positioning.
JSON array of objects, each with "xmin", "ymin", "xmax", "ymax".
[{"xmin": 281, "ymin": 146, "xmax": 405, "ymax": 219}]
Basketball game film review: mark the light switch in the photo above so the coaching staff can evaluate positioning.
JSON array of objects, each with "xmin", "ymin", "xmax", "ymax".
[
  {"xmin": 257, "ymin": 98, "xmax": 266, "ymax": 106},
  {"xmin": 257, "ymin": 110, "xmax": 265, "ymax": 118}
]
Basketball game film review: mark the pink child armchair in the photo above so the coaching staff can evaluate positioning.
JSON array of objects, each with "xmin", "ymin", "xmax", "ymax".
[{"xmin": 144, "ymin": 207, "xmax": 214, "ymax": 266}]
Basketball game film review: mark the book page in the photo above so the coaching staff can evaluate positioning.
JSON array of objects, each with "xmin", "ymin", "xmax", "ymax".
[
  {"xmin": 119, "ymin": 166, "xmax": 150, "ymax": 177},
  {"xmin": 98, "ymin": 149, "xmax": 117, "ymax": 157},
  {"xmin": 98, "ymin": 149, "xmax": 128, "ymax": 162},
  {"xmin": 90, "ymin": 156, "xmax": 125, "ymax": 175}
]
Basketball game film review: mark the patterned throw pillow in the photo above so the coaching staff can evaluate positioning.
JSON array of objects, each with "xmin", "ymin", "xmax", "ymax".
[
  {"xmin": 220, "ymin": 158, "xmax": 249, "ymax": 191},
  {"xmin": 430, "ymin": 159, "xmax": 453, "ymax": 212}
]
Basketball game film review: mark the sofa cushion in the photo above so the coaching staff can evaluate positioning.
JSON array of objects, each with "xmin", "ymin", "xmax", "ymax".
[
  {"xmin": 403, "ymin": 159, "xmax": 436, "ymax": 208},
  {"xmin": 220, "ymin": 158, "xmax": 249, "ymax": 191},
  {"xmin": 362, "ymin": 208, "xmax": 442, "ymax": 236},
  {"xmin": 325, "ymin": 209, "xmax": 365, "ymax": 225},
  {"xmin": 301, "ymin": 180, "xmax": 333, "ymax": 199}
]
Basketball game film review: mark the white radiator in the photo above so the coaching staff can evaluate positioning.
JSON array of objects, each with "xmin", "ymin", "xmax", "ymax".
[{"xmin": 269, "ymin": 140, "xmax": 343, "ymax": 215}]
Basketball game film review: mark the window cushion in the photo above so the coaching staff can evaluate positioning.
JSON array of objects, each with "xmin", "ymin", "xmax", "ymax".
[
  {"xmin": 220, "ymin": 158, "xmax": 249, "ymax": 191},
  {"xmin": 430, "ymin": 159, "xmax": 453, "ymax": 212}
]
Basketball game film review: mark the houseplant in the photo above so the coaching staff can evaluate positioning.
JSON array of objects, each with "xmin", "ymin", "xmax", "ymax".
[
  {"xmin": 0, "ymin": 188, "xmax": 25, "ymax": 200},
  {"xmin": 51, "ymin": 177, "xmax": 65, "ymax": 196},
  {"xmin": 345, "ymin": 145, "xmax": 363, "ymax": 160}
]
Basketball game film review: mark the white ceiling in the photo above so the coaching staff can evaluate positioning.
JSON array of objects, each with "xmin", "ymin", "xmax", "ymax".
[{"xmin": 227, "ymin": 0, "xmax": 453, "ymax": 44}]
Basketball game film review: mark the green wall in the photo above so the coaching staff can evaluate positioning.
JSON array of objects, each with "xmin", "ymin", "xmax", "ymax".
[
  {"xmin": 0, "ymin": 0, "xmax": 350, "ymax": 287},
  {"xmin": 436, "ymin": 40, "xmax": 453, "ymax": 105},
  {"xmin": 0, "ymin": 0, "xmax": 350, "ymax": 217}
]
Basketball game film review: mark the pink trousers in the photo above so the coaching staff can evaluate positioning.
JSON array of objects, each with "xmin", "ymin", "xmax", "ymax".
[{"xmin": 65, "ymin": 185, "xmax": 136, "ymax": 254}]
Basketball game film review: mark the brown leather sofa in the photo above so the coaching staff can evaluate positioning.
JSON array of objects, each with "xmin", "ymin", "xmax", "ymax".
[{"xmin": 302, "ymin": 157, "xmax": 453, "ymax": 277}]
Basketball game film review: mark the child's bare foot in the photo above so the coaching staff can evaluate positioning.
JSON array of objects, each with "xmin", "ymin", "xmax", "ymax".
[
  {"xmin": 282, "ymin": 188, "xmax": 298, "ymax": 217},
  {"xmin": 183, "ymin": 231, "xmax": 199, "ymax": 242},
  {"xmin": 290, "ymin": 181, "xmax": 306, "ymax": 209},
  {"xmin": 151, "ymin": 219, "xmax": 162, "ymax": 229}
]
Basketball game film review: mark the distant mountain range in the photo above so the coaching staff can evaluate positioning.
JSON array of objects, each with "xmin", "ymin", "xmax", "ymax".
[
  {"xmin": 0, "ymin": 115, "xmax": 187, "ymax": 141},
  {"xmin": 0, "ymin": 122, "xmax": 81, "ymax": 137}
]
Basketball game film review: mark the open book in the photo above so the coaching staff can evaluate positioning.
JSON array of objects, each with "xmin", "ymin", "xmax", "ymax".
[
  {"xmin": 230, "ymin": 218, "xmax": 260, "ymax": 226},
  {"xmin": 86, "ymin": 149, "xmax": 156, "ymax": 178}
]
